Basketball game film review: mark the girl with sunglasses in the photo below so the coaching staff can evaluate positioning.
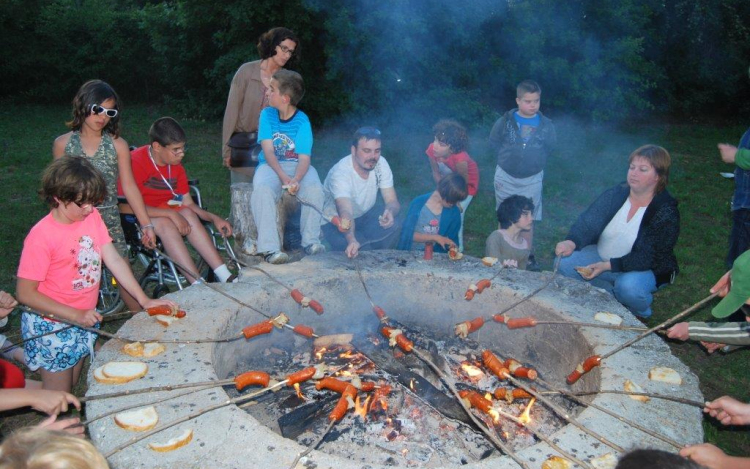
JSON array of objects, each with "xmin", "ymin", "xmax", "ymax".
[{"xmin": 52, "ymin": 80, "xmax": 156, "ymax": 312}]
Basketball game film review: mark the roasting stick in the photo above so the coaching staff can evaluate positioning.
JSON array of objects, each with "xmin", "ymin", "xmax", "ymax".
[
  {"xmin": 492, "ymin": 406, "xmax": 592, "ymax": 469},
  {"xmin": 534, "ymin": 377, "xmax": 683, "ymax": 449},
  {"xmin": 548, "ymin": 390, "xmax": 705, "ymax": 408},
  {"xmin": 104, "ymin": 365, "xmax": 343, "ymax": 458},
  {"xmin": 566, "ymin": 292, "xmax": 719, "ymax": 384}
]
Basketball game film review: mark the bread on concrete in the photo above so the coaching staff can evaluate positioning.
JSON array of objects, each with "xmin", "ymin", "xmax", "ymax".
[
  {"xmin": 482, "ymin": 257, "xmax": 498, "ymax": 267},
  {"xmin": 148, "ymin": 428, "xmax": 193, "ymax": 452},
  {"xmin": 589, "ymin": 453, "xmax": 617, "ymax": 469},
  {"xmin": 623, "ymin": 379, "xmax": 650, "ymax": 402},
  {"xmin": 93, "ymin": 365, "xmax": 121, "ymax": 384},
  {"xmin": 542, "ymin": 456, "xmax": 572, "ymax": 469},
  {"xmin": 648, "ymin": 367, "xmax": 682, "ymax": 385},
  {"xmin": 100, "ymin": 361, "xmax": 149, "ymax": 384},
  {"xmin": 594, "ymin": 312, "xmax": 623, "ymax": 326},
  {"xmin": 122, "ymin": 342, "xmax": 166, "ymax": 358},
  {"xmin": 114, "ymin": 406, "xmax": 159, "ymax": 431}
]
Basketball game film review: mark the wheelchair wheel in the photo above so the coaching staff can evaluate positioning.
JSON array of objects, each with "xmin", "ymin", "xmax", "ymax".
[{"xmin": 97, "ymin": 267, "xmax": 125, "ymax": 315}]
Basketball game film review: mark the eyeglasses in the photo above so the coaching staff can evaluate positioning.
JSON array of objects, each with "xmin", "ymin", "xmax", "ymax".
[
  {"xmin": 169, "ymin": 146, "xmax": 186, "ymax": 156},
  {"xmin": 89, "ymin": 104, "xmax": 118, "ymax": 118},
  {"xmin": 72, "ymin": 200, "xmax": 94, "ymax": 209},
  {"xmin": 277, "ymin": 44, "xmax": 296, "ymax": 56}
]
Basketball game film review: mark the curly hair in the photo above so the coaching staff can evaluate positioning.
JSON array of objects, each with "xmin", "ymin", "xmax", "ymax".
[
  {"xmin": 257, "ymin": 27, "xmax": 300, "ymax": 64},
  {"xmin": 41, "ymin": 156, "xmax": 106, "ymax": 209},
  {"xmin": 432, "ymin": 119, "xmax": 468, "ymax": 154},
  {"xmin": 66, "ymin": 80, "xmax": 121, "ymax": 138}
]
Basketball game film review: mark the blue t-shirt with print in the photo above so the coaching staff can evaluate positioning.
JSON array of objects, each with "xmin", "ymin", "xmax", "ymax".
[
  {"xmin": 258, "ymin": 107, "xmax": 313, "ymax": 165},
  {"xmin": 513, "ymin": 112, "xmax": 540, "ymax": 144}
]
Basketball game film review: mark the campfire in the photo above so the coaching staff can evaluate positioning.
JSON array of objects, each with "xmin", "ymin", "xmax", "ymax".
[{"xmin": 86, "ymin": 250, "xmax": 705, "ymax": 469}]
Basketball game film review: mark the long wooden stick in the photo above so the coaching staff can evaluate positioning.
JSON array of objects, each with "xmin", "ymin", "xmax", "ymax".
[
  {"xmin": 532, "ymin": 321, "xmax": 648, "ymax": 332},
  {"xmin": 541, "ymin": 390, "xmax": 705, "ymax": 408},
  {"xmin": 80, "ymin": 378, "xmax": 235, "ymax": 403},
  {"xmin": 535, "ymin": 377, "xmax": 684, "ymax": 449},
  {"xmin": 503, "ymin": 373, "xmax": 625, "ymax": 453},
  {"xmin": 494, "ymin": 255, "xmax": 561, "ymax": 317},
  {"xmin": 288, "ymin": 419, "xmax": 336, "ymax": 469},
  {"xmin": 494, "ymin": 406, "xmax": 592, "ymax": 469}
]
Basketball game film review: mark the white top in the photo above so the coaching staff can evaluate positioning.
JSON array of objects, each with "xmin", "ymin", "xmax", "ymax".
[
  {"xmin": 597, "ymin": 199, "xmax": 646, "ymax": 261},
  {"xmin": 322, "ymin": 154, "xmax": 394, "ymax": 221}
]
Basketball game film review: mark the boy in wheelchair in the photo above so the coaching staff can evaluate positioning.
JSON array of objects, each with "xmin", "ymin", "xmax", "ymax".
[{"xmin": 119, "ymin": 117, "xmax": 236, "ymax": 283}]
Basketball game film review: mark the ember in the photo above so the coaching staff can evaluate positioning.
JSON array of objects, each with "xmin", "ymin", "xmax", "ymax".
[
  {"xmin": 293, "ymin": 383, "xmax": 305, "ymax": 400},
  {"xmin": 519, "ymin": 398, "xmax": 536, "ymax": 425},
  {"xmin": 460, "ymin": 362, "xmax": 485, "ymax": 381}
]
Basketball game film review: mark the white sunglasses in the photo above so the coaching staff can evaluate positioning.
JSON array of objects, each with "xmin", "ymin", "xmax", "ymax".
[{"xmin": 89, "ymin": 104, "xmax": 118, "ymax": 118}]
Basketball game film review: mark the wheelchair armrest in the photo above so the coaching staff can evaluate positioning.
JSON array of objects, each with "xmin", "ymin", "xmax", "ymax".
[
  {"xmin": 117, "ymin": 196, "xmax": 128, "ymax": 204},
  {"xmin": 188, "ymin": 178, "xmax": 199, "ymax": 186}
]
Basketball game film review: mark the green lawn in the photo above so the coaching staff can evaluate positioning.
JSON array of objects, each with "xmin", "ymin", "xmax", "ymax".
[{"xmin": 0, "ymin": 102, "xmax": 747, "ymax": 455}]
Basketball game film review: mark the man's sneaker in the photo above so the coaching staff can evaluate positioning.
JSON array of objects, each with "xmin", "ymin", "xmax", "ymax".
[
  {"xmin": 304, "ymin": 243, "xmax": 326, "ymax": 256},
  {"xmin": 264, "ymin": 251, "xmax": 289, "ymax": 264}
]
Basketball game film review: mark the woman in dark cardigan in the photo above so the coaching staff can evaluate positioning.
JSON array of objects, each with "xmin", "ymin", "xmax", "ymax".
[{"xmin": 554, "ymin": 145, "xmax": 679, "ymax": 318}]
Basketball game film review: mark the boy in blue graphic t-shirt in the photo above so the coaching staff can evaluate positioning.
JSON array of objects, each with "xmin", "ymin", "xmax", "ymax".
[{"xmin": 251, "ymin": 70, "xmax": 325, "ymax": 264}]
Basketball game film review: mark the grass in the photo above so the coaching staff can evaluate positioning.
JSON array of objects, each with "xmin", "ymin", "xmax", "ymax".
[{"xmin": 0, "ymin": 102, "xmax": 748, "ymax": 455}]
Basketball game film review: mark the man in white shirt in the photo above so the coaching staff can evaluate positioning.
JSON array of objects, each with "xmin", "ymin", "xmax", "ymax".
[{"xmin": 321, "ymin": 127, "xmax": 401, "ymax": 258}]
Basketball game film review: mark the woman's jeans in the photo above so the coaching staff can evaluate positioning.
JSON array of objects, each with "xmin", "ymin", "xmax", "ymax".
[{"xmin": 558, "ymin": 245, "xmax": 657, "ymax": 318}]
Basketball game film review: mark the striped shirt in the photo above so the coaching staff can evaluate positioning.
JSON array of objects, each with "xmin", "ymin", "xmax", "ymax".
[{"xmin": 688, "ymin": 321, "xmax": 750, "ymax": 345}]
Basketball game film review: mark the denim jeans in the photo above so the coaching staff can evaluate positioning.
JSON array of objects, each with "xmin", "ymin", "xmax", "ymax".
[
  {"xmin": 727, "ymin": 208, "xmax": 750, "ymax": 269},
  {"xmin": 559, "ymin": 245, "xmax": 657, "ymax": 318}
]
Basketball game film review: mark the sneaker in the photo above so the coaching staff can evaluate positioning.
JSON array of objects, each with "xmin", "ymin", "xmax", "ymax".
[
  {"xmin": 264, "ymin": 251, "xmax": 289, "ymax": 264},
  {"xmin": 304, "ymin": 243, "xmax": 326, "ymax": 256}
]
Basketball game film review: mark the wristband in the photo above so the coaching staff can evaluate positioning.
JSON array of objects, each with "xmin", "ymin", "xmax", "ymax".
[{"xmin": 142, "ymin": 224, "xmax": 155, "ymax": 230}]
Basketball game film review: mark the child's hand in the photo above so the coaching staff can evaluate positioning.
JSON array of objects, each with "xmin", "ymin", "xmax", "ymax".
[
  {"xmin": 718, "ymin": 143, "xmax": 738, "ymax": 164},
  {"xmin": 710, "ymin": 270, "xmax": 731, "ymax": 298},
  {"xmin": 555, "ymin": 240, "xmax": 575, "ymax": 257},
  {"xmin": 680, "ymin": 443, "xmax": 731, "ymax": 469},
  {"xmin": 0, "ymin": 290, "xmax": 18, "ymax": 319},
  {"xmin": 700, "ymin": 341, "xmax": 726, "ymax": 354},
  {"xmin": 434, "ymin": 236, "xmax": 455, "ymax": 251},
  {"xmin": 215, "ymin": 218, "xmax": 233, "ymax": 238},
  {"xmin": 170, "ymin": 212, "xmax": 191, "ymax": 236},
  {"xmin": 666, "ymin": 322, "xmax": 689, "ymax": 341},
  {"xmin": 79, "ymin": 309, "xmax": 102, "ymax": 327},
  {"xmin": 705, "ymin": 396, "xmax": 750, "ymax": 425},
  {"xmin": 143, "ymin": 298, "xmax": 177, "ymax": 312},
  {"xmin": 28, "ymin": 389, "xmax": 80, "ymax": 416},
  {"xmin": 37, "ymin": 415, "xmax": 85, "ymax": 437}
]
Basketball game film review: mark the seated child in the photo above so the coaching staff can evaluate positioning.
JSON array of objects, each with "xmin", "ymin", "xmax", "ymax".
[
  {"xmin": 16, "ymin": 157, "xmax": 174, "ymax": 392},
  {"xmin": 485, "ymin": 195, "xmax": 534, "ymax": 269},
  {"xmin": 668, "ymin": 250, "xmax": 750, "ymax": 351},
  {"xmin": 0, "ymin": 427, "xmax": 109, "ymax": 467},
  {"xmin": 121, "ymin": 117, "xmax": 236, "ymax": 283},
  {"xmin": 251, "ymin": 69, "xmax": 325, "ymax": 264},
  {"xmin": 398, "ymin": 173, "xmax": 468, "ymax": 253},
  {"xmin": 425, "ymin": 119, "xmax": 479, "ymax": 252}
]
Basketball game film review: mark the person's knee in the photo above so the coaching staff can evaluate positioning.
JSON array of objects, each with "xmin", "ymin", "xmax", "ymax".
[
  {"xmin": 557, "ymin": 255, "xmax": 579, "ymax": 278},
  {"xmin": 614, "ymin": 274, "xmax": 653, "ymax": 308}
]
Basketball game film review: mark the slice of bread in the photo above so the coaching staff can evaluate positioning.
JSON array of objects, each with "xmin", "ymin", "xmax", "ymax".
[
  {"xmin": 574, "ymin": 266, "xmax": 593, "ymax": 277},
  {"xmin": 101, "ymin": 361, "xmax": 148, "ymax": 384},
  {"xmin": 482, "ymin": 257, "xmax": 498, "ymax": 267},
  {"xmin": 93, "ymin": 365, "xmax": 121, "ymax": 385},
  {"xmin": 594, "ymin": 312, "xmax": 623, "ymax": 326},
  {"xmin": 123, "ymin": 342, "xmax": 166, "ymax": 358},
  {"xmin": 542, "ymin": 456, "xmax": 572, "ymax": 469},
  {"xmin": 589, "ymin": 453, "xmax": 617, "ymax": 469},
  {"xmin": 648, "ymin": 366, "xmax": 682, "ymax": 385},
  {"xmin": 623, "ymin": 379, "xmax": 650, "ymax": 402},
  {"xmin": 155, "ymin": 315, "xmax": 178, "ymax": 327},
  {"xmin": 115, "ymin": 406, "xmax": 159, "ymax": 431},
  {"xmin": 148, "ymin": 428, "xmax": 193, "ymax": 452}
]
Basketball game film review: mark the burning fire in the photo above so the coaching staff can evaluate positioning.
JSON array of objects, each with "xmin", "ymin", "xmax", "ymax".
[
  {"xmin": 293, "ymin": 383, "xmax": 306, "ymax": 400},
  {"xmin": 354, "ymin": 395, "xmax": 371, "ymax": 420},
  {"xmin": 339, "ymin": 350, "xmax": 355, "ymax": 359},
  {"xmin": 409, "ymin": 378, "xmax": 415, "ymax": 391},
  {"xmin": 460, "ymin": 362, "xmax": 485, "ymax": 381},
  {"xmin": 314, "ymin": 347, "xmax": 326, "ymax": 361},
  {"xmin": 519, "ymin": 398, "xmax": 536, "ymax": 424}
]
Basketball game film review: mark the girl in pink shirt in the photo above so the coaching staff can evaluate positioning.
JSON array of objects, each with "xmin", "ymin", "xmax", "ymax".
[
  {"xmin": 16, "ymin": 157, "xmax": 175, "ymax": 392},
  {"xmin": 425, "ymin": 119, "xmax": 479, "ymax": 252}
]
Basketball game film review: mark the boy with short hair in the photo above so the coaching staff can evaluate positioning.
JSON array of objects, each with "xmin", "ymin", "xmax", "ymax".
[
  {"xmin": 485, "ymin": 195, "xmax": 535, "ymax": 269},
  {"xmin": 251, "ymin": 69, "xmax": 325, "ymax": 264},
  {"xmin": 121, "ymin": 117, "xmax": 236, "ymax": 283},
  {"xmin": 489, "ymin": 80, "xmax": 556, "ymax": 268}
]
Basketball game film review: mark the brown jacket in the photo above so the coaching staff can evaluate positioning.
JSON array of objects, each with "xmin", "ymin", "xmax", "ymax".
[{"xmin": 221, "ymin": 60, "xmax": 267, "ymax": 163}]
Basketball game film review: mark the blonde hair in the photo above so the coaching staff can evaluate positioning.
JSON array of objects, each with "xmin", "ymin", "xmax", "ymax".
[{"xmin": 0, "ymin": 428, "xmax": 109, "ymax": 469}]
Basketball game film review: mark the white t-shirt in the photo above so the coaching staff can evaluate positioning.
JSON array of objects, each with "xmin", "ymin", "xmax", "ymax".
[
  {"xmin": 597, "ymin": 199, "xmax": 646, "ymax": 261},
  {"xmin": 322, "ymin": 154, "xmax": 394, "ymax": 222}
]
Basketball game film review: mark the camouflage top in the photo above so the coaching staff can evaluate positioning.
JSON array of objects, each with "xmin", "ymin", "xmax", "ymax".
[{"xmin": 64, "ymin": 132, "xmax": 119, "ymax": 208}]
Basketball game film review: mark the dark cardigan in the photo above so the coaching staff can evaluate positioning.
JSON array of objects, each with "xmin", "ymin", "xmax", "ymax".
[{"xmin": 566, "ymin": 183, "xmax": 680, "ymax": 286}]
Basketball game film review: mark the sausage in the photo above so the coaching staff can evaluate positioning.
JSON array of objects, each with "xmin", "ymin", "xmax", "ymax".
[
  {"xmin": 493, "ymin": 387, "xmax": 533, "ymax": 401},
  {"xmin": 147, "ymin": 305, "xmax": 185, "ymax": 317},
  {"xmin": 293, "ymin": 324, "xmax": 314, "ymax": 338},
  {"xmin": 235, "ymin": 371, "xmax": 270, "ymax": 391},
  {"xmin": 505, "ymin": 317, "xmax": 538, "ymax": 329},
  {"xmin": 455, "ymin": 317, "xmax": 485, "ymax": 338},
  {"xmin": 466, "ymin": 317, "xmax": 485, "ymax": 333},
  {"xmin": 359, "ymin": 381, "xmax": 376, "ymax": 392},
  {"xmin": 566, "ymin": 355, "xmax": 602, "ymax": 385},
  {"xmin": 329, "ymin": 385, "xmax": 357, "ymax": 421},
  {"xmin": 290, "ymin": 289, "xmax": 305, "ymax": 304},
  {"xmin": 504, "ymin": 358, "xmax": 538, "ymax": 380},
  {"xmin": 464, "ymin": 289, "xmax": 476, "ymax": 301},
  {"xmin": 493, "ymin": 313, "xmax": 509, "ymax": 324},
  {"xmin": 286, "ymin": 367, "xmax": 317, "ymax": 386},
  {"xmin": 330, "ymin": 216, "xmax": 350, "ymax": 233},
  {"xmin": 372, "ymin": 306, "xmax": 387, "ymax": 320},
  {"xmin": 316, "ymin": 377, "xmax": 349, "ymax": 393},
  {"xmin": 242, "ymin": 321, "xmax": 274, "ymax": 339},
  {"xmin": 308, "ymin": 300, "xmax": 324, "ymax": 315},
  {"xmin": 475, "ymin": 279, "xmax": 491, "ymax": 293},
  {"xmin": 175, "ymin": 310, "xmax": 186, "ymax": 318},
  {"xmin": 371, "ymin": 384, "xmax": 392, "ymax": 403},
  {"xmin": 458, "ymin": 390, "xmax": 493, "ymax": 413},
  {"xmin": 482, "ymin": 350, "xmax": 510, "ymax": 379},
  {"xmin": 380, "ymin": 327, "xmax": 414, "ymax": 352}
]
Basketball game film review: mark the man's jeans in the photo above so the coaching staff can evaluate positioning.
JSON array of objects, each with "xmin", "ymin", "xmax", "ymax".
[{"xmin": 559, "ymin": 245, "xmax": 657, "ymax": 318}]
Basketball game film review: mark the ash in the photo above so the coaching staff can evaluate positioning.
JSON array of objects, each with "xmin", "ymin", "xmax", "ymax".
[{"xmin": 229, "ymin": 323, "xmax": 579, "ymax": 467}]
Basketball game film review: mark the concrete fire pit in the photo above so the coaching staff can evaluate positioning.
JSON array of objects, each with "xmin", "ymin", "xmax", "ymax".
[{"xmin": 87, "ymin": 251, "xmax": 704, "ymax": 468}]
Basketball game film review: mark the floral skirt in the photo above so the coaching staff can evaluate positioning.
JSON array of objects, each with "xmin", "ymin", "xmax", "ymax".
[{"xmin": 21, "ymin": 312, "xmax": 97, "ymax": 372}]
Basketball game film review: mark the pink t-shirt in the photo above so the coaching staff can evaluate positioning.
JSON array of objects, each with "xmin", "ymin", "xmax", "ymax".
[
  {"xmin": 17, "ymin": 209, "xmax": 112, "ymax": 311},
  {"xmin": 425, "ymin": 144, "xmax": 479, "ymax": 196}
]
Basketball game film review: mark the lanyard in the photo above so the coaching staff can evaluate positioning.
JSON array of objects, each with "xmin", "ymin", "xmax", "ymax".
[{"xmin": 148, "ymin": 147, "xmax": 179, "ymax": 199}]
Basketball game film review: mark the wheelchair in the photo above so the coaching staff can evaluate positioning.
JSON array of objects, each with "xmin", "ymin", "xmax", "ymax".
[{"xmin": 95, "ymin": 179, "xmax": 237, "ymax": 314}]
